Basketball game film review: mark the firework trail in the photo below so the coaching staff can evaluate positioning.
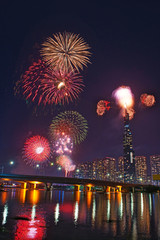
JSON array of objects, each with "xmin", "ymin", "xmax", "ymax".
[
  {"xmin": 50, "ymin": 111, "xmax": 88, "ymax": 144},
  {"xmin": 15, "ymin": 60, "xmax": 84, "ymax": 105},
  {"xmin": 96, "ymin": 100, "xmax": 111, "ymax": 116},
  {"xmin": 41, "ymin": 32, "xmax": 91, "ymax": 72},
  {"xmin": 140, "ymin": 93, "xmax": 155, "ymax": 107},
  {"xmin": 56, "ymin": 155, "xmax": 76, "ymax": 177},
  {"xmin": 23, "ymin": 135, "xmax": 51, "ymax": 168}
]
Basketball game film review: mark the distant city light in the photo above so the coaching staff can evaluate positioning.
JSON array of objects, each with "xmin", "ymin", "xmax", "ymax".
[
  {"xmin": 76, "ymin": 169, "xmax": 80, "ymax": 172},
  {"xmin": 36, "ymin": 164, "xmax": 40, "ymax": 168},
  {"xmin": 9, "ymin": 161, "xmax": 14, "ymax": 165},
  {"xmin": 50, "ymin": 162, "xmax": 54, "ymax": 166}
]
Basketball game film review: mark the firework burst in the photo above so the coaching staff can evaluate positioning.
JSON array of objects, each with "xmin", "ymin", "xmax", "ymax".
[
  {"xmin": 112, "ymin": 86, "xmax": 134, "ymax": 109},
  {"xmin": 96, "ymin": 100, "xmax": 111, "ymax": 116},
  {"xmin": 41, "ymin": 32, "xmax": 91, "ymax": 72},
  {"xmin": 50, "ymin": 111, "xmax": 88, "ymax": 144},
  {"xmin": 14, "ymin": 60, "xmax": 45, "ymax": 105},
  {"xmin": 15, "ymin": 60, "xmax": 84, "ymax": 105},
  {"xmin": 53, "ymin": 133, "xmax": 73, "ymax": 155},
  {"xmin": 23, "ymin": 135, "xmax": 51, "ymax": 168},
  {"xmin": 56, "ymin": 155, "xmax": 76, "ymax": 177},
  {"xmin": 112, "ymin": 86, "xmax": 135, "ymax": 119},
  {"xmin": 41, "ymin": 69, "xmax": 84, "ymax": 105},
  {"xmin": 140, "ymin": 93, "xmax": 155, "ymax": 107}
]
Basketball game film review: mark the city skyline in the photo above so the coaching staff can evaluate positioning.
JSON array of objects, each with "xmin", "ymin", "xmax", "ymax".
[{"xmin": 1, "ymin": 2, "xmax": 160, "ymax": 175}]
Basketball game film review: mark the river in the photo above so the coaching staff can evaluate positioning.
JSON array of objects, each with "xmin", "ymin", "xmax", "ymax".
[{"xmin": 0, "ymin": 189, "xmax": 159, "ymax": 239}]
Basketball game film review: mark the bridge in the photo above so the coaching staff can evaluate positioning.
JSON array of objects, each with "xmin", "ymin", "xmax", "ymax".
[{"xmin": 0, "ymin": 173, "xmax": 159, "ymax": 192}]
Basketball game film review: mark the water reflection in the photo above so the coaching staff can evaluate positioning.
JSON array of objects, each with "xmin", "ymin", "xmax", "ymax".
[
  {"xmin": 74, "ymin": 201, "xmax": 79, "ymax": 225},
  {"xmin": 2, "ymin": 203, "xmax": 8, "ymax": 225},
  {"xmin": 0, "ymin": 189, "xmax": 159, "ymax": 239},
  {"xmin": 55, "ymin": 203, "xmax": 60, "ymax": 224},
  {"xmin": 14, "ymin": 204, "xmax": 46, "ymax": 239}
]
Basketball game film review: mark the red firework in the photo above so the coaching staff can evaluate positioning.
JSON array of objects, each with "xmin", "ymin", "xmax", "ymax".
[
  {"xmin": 96, "ymin": 100, "xmax": 111, "ymax": 116},
  {"xmin": 15, "ymin": 60, "xmax": 84, "ymax": 105},
  {"xmin": 23, "ymin": 135, "xmax": 51, "ymax": 168},
  {"xmin": 140, "ymin": 93, "xmax": 155, "ymax": 107}
]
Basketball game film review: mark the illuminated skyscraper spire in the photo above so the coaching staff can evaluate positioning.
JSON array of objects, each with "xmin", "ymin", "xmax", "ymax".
[{"xmin": 123, "ymin": 108, "xmax": 135, "ymax": 183}]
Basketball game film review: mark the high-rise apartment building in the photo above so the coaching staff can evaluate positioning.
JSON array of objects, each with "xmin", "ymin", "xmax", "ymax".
[
  {"xmin": 123, "ymin": 109, "xmax": 135, "ymax": 183},
  {"xmin": 150, "ymin": 155, "xmax": 160, "ymax": 184},
  {"xmin": 135, "ymin": 156, "xmax": 147, "ymax": 184},
  {"xmin": 117, "ymin": 156, "xmax": 124, "ymax": 182},
  {"xmin": 74, "ymin": 157, "xmax": 116, "ymax": 181}
]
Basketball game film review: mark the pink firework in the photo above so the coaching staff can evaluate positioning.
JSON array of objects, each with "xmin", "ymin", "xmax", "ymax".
[
  {"xmin": 54, "ymin": 133, "xmax": 73, "ymax": 155},
  {"xmin": 15, "ymin": 60, "xmax": 84, "ymax": 105},
  {"xmin": 23, "ymin": 135, "xmax": 51, "ymax": 168},
  {"xmin": 140, "ymin": 93, "xmax": 155, "ymax": 107},
  {"xmin": 96, "ymin": 100, "xmax": 110, "ymax": 116},
  {"xmin": 56, "ymin": 155, "xmax": 76, "ymax": 177}
]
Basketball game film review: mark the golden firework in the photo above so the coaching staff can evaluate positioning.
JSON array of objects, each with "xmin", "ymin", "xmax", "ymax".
[{"xmin": 41, "ymin": 32, "xmax": 91, "ymax": 72}]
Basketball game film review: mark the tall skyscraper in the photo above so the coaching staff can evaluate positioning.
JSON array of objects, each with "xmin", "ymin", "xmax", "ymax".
[
  {"xmin": 135, "ymin": 156, "xmax": 147, "ymax": 183},
  {"xmin": 123, "ymin": 109, "xmax": 135, "ymax": 183}
]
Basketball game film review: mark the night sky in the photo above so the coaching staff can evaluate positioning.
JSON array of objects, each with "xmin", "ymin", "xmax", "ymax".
[{"xmin": 1, "ymin": 1, "xmax": 160, "ymax": 175}]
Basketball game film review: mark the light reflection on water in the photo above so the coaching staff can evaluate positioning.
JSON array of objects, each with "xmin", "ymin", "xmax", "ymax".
[{"xmin": 0, "ymin": 189, "xmax": 159, "ymax": 239}]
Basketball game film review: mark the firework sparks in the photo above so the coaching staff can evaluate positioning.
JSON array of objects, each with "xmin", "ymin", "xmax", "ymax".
[
  {"xmin": 41, "ymin": 69, "xmax": 84, "ymax": 105},
  {"xmin": 140, "ymin": 93, "xmax": 155, "ymax": 107},
  {"xmin": 50, "ymin": 111, "xmax": 88, "ymax": 144},
  {"xmin": 23, "ymin": 135, "xmax": 51, "ymax": 168},
  {"xmin": 56, "ymin": 155, "xmax": 76, "ymax": 177},
  {"xmin": 112, "ymin": 86, "xmax": 135, "ymax": 119},
  {"xmin": 96, "ymin": 100, "xmax": 111, "ymax": 116},
  {"xmin": 53, "ymin": 133, "xmax": 73, "ymax": 155},
  {"xmin": 122, "ymin": 107, "xmax": 135, "ymax": 120},
  {"xmin": 15, "ymin": 60, "xmax": 84, "ymax": 105},
  {"xmin": 112, "ymin": 86, "xmax": 134, "ymax": 109},
  {"xmin": 41, "ymin": 32, "xmax": 91, "ymax": 72}
]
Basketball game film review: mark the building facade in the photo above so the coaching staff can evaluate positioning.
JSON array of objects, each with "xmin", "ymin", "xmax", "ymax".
[
  {"xmin": 150, "ymin": 155, "xmax": 160, "ymax": 184},
  {"xmin": 74, "ymin": 157, "xmax": 116, "ymax": 181},
  {"xmin": 123, "ymin": 109, "xmax": 135, "ymax": 183},
  {"xmin": 117, "ymin": 156, "xmax": 124, "ymax": 182},
  {"xmin": 135, "ymin": 156, "xmax": 147, "ymax": 184}
]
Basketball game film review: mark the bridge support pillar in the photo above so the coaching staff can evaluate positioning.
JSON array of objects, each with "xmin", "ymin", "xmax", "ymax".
[
  {"xmin": 132, "ymin": 187, "xmax": 135, "ymax": 193},
  {"xmin": 74, "ymin": 185, "xmax": 80, "ymax": 191},
  {"xmin": 106, "ymin": 186, "xmax": 111, "ymax": 192},
  {"xmin": 21, "ymin": 182, "xmax": 27, "ymax": 189},
  {"xmin": 112, "ymin": 187, "xmax": 115, "ymax": 193},
  {"xmin": 45, "ymin": 183, "xmax": 52, "ymax": 191},
  {"xmin": 29, "ymin": 183, "xmax": 37, "ymax": 189},
  {"xmin": 84, "ymin": 185, "xmax": 92, "ymax": 192},
  {"xmin": 116, "ymin": 186, "xmax": 122, "ymax": 192}
]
